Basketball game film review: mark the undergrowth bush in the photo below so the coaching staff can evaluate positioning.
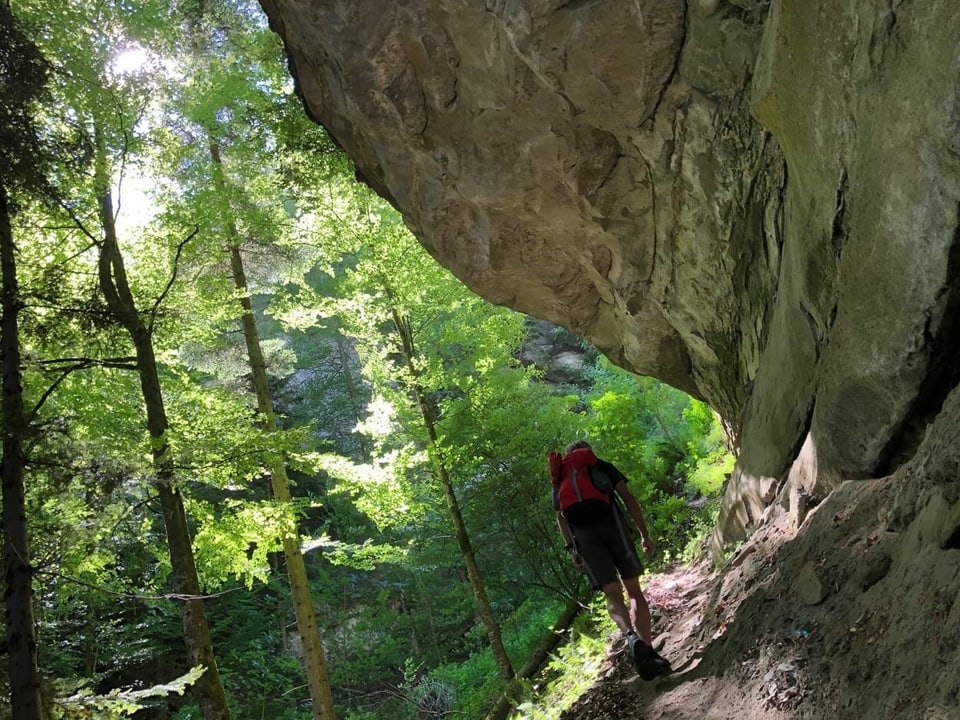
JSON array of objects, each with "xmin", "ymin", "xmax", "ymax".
[
  {"xmin": 509, "ymin": 611, "xmax": 609, "ymax": 720},
  {"xmin": 428, "ymin": 651, "xmax": 500, "ymax": 718}
]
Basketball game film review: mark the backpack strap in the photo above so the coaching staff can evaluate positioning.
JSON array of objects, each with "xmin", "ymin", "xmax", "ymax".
[{"xmin": 569, "ymin": 467, "xmax": 584, "ymax": 502}]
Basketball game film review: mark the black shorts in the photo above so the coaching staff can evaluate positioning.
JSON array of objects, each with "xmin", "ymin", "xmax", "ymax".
[{"xmin": 572, "ymin": 517, "xmax": 642, "ymax": 589}]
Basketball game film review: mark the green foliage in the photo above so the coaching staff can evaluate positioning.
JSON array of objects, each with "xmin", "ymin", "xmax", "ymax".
[
  {"xmin": 201, "ymin": 582, "xmax": 312, "ymax": 720},
  {"xmin": 407, "ymin": 598, "xmax": 578, "ymax": 718},
  {"xmin": 683, "ymin": 400, "xmax": 735, "ymax": 496},
  {"xmin": 509, "ymin": 615, "xmax": 610, "ymax": 720},
  {"xmin": 679, "ymin": 497, "xmax": 722, "ymax": 564},
  {"xmin": 318, "ymin": 447, "xmax": 433, "ymax": 532},
  {"xmin": 51, "ymin": 666, "xmax": 205, "ymax": 719},
  {"xmin": 429, "ymin": 651, "xmax": 501, "ymax": 718},
  {"xmin": 0, "ymin": 0, "xmax": 54, "ymax": 197},
  {"xmin": 191, "ymin": 499, "xmax": 292, "ymax": 587}
]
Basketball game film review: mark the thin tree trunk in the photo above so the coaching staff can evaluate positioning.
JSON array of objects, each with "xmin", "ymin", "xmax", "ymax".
[
  {"xmin": 483, "ymin": 600, "xmax": 581, "ymax": 720},
  {"xmin": 0, "ymin": 181, "xmax": 45, "ymax": 720},
  {"xmin": 227, "ymin": 241, "xmax": 337, "ymax": 720},
  {"xmin": 210, "ymin": 143, "xmax": 337, "ymax": 720},
  {"xmin": 95, "ymin": 181, "xmax": 231, "ymax": 720},
  {"xmin": 391, "ymin": 309, "xmax": 515, "ymax": 681}
]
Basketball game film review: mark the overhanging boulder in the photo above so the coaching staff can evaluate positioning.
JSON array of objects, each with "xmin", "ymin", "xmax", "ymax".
[{"xmin": 259, "ymin": 0, "xmax": 960, "ymax": 546}]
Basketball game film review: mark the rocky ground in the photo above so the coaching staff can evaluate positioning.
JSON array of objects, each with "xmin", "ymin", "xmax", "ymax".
[{"xmin": 557, "ymin": 470, "xmax": 960, "ymax": 720}]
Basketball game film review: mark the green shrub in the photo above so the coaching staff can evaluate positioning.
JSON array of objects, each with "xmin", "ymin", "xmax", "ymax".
[{"xmin": 429, "ymin": 650, "xmax": 501, "ymax": 718}]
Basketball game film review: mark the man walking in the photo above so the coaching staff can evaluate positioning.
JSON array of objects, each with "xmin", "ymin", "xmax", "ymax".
[{"xmin": 549, "ymin": 440, "xmax": 670, "ymax": 679}]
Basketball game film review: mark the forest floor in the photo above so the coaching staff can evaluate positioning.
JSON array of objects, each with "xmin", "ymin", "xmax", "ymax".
[{"xmin": 555, "ymin": 475, "xmax": 960, "ymax": 720}]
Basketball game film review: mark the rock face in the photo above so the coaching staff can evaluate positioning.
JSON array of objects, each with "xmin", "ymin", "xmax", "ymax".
[{"xmin": 260, "ymin": 0, "xmax": 960, "ymax": 546}]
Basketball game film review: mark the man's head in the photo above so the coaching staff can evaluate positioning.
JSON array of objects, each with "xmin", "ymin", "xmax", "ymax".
[{"xmin": 565, "ymin": 440, "xmax": 592, "ymax": 454}]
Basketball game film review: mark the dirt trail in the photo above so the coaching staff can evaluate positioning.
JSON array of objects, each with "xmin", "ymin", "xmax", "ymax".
[{"xmin": 558, "ymin": 476, "xmax": 960, "ymax": 720}]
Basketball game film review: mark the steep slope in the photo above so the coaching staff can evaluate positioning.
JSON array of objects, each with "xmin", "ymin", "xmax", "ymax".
[
  {"xmin": 557, "ymin": 382, "xmax": 960, "ymax": 719},
  {"xmin": 258, "ymin": 0, "xmax": 960, "ymax": 553}
]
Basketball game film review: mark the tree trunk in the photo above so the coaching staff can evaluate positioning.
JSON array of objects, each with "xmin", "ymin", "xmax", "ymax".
[
  {"xmin": 0, "ymin": 181, "xmax": 45, "ymax": 720},
  {"xmin": 95, "ymin": 184, "xmax": 231, "ymax": 720},
  {"xmin": 483, "ymin": 600, "xmax": 581, "ymax": 720},
  {"xmin": 391, "ymin": 309, "xmax": 515, "ymax": 681},
  {"xmin": 211, "ymin": 142, "xmax": 337, "ymax": 720}
]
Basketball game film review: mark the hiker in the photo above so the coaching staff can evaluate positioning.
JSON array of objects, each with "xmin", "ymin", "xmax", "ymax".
[{"xmin": 549, "ymin": 440, "xmax": 670, "ymax": 679}]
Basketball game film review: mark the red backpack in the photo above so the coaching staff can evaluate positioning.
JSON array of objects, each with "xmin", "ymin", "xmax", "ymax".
[{"xmin": 549, "ymin": 446, "xmax": 615, "ymax": 525}]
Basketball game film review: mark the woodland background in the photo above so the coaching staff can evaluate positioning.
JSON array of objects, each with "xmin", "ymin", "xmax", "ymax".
[{"xmin": 0, "ymin": 1, "xmax": 733, "ymax": 718}]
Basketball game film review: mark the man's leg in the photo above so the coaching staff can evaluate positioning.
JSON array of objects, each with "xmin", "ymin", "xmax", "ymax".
[
  {"xmin": 622, "ymin": 576, "xmax": 653, "ymax": 646},
  {"xmin": 600, "ymin": 581, "xmax": 633, "ymax": 636},
  {"xmin": 622, "ymin": 576, "xmax": 671, "ymax": 677}
]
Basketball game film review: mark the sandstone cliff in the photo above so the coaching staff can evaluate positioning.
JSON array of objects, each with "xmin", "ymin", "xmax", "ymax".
[{"xmin": 258, "ymin": 0, "xmax": 960, "ymax": 554}]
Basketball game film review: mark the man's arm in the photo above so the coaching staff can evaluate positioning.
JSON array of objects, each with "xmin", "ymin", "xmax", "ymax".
[
  {"xmin": 556, "ymin": 512, "xmax": 574, "ymax": 549},
  {"xmin": 556, "ymin": 512, "xmax": 584, "ymax": 567},
  {"xmin": 614, "ymin": 481, "xmax": 655, "ymax": 557}
]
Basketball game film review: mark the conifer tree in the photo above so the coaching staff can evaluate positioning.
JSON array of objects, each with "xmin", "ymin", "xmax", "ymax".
[{"xmin": 0, "ymin": 5, "xmax": 53, "ymax": 716}]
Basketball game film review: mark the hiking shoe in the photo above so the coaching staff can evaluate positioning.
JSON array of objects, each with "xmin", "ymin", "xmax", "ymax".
[
  {"xmin": 651, "ymin": 652, "xmax": 672, "ymax": 674},
  {"xmin": 628, "ymin": 634, "xmax": 671, "ymax": 681}
]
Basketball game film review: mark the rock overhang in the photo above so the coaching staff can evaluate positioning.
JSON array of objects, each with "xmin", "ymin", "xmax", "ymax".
[{"xmin": 260, "ymin": 0, "xmax": 960, "ymax": 545}]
